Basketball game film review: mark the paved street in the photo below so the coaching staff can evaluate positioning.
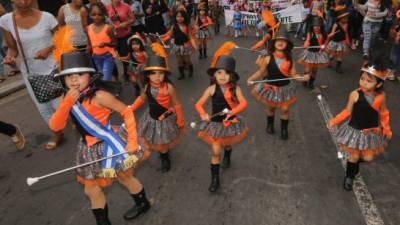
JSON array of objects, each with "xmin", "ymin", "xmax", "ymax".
[{"xmin": 1, "ymin": 33, "xmax": 400, "ymax": 225}]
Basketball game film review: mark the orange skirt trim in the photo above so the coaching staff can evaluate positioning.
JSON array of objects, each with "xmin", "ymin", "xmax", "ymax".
[
  {"xmin": 143, "ymin": 127, "xmax": 186, "ymax": 152},
  {"xmin": 297, "ymin": 60, "xmax": 330, "ymax": 69},
  {"xmin": 76, "ymin": 168, "xmax": 134, "ymax": 187},
  {"xmin": 198, "ymin": 127, "xmax": 249, "ymax": 146},
  {"xmin": 251, "ymin": 89, "xmax": 297, "ymax": 108},
  {"xmin": 340, "ymin": 144, "xmax": 385, "ymax": 159}
]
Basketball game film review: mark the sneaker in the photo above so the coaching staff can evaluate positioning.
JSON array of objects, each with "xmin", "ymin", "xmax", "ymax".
[{"xmin": 10, "ymin": 126, "xmax": 25, "ymax": 150}]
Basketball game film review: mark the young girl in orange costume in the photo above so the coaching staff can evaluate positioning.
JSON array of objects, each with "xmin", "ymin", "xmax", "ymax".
[
  {"xmin": 124, "ymin": 34, "xmax": 147, "ymax": 97},
  {"xmin": 161, "ymin": 9, "xmax": 196, "ymax": 80},
  {"xmin": 248, "ymin": 27, "xmax": 309, "ymax": 140},
  {"xmin": 297, "ymin": 16, "xmax": 329, "ymax": 89},
  {"xmin": 195, "ymin": 55, "xmax": 248, "ymax": 193},
  {"xmin": 194, "ymin": 6, "xmax": 213, "ymax": 59},
  {"xmin": 130, "ymin": 55, "xmax": 185, "ymax": 173},
  {"xmin": 49, "ymin": 52, "xmax": 150, "ymax": 224},
  {"xmin": 328, "ymin": 57, "xmax": 392, "ymax": 191}
]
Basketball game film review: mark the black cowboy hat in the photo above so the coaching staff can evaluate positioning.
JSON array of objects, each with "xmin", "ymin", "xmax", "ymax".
[
  {"xmin": 336, "ymin": 8, "xmax": 349, "ymax": 20},
  {"xmin": 207, "ymin": 56, "xmax": 239, "ymax": 80},
  {"xmin": 270, "ymin": 26, "xmax": 294, "ymax": 50},
  {"xmin": 55, "ymin": 51, "xmax": 96, "ymax": 77},
  {"xmin": 310, "ymin": 16, "xmax": 323, "ymax": 27},
  {"xmin": 142, "ymin": 55, "xmax": 170, "ymax": 75}
]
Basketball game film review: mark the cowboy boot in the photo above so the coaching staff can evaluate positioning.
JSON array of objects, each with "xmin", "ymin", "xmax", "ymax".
[
  {"xmin": 308, "ymin": 77, "xmax": 315, "ymax": 89},
  {"xmin": 221, "ymin": 149, "xmax": 232, "ymax": 169},
  {"xmin": 209, "ymin": 164, "xmax": 220, "ymax": 192},
  {"xmin": 123, "ymin": 188, "xmax": 151, "ymax": 220},
  {"xmin": 160, "ymin": 152, "xmax": 171, "ymax": 173},
  {"xmin": 343, "ymin": 161, "xmax": 359, "ymax": 191},
  {"xmin": 177, "ymin": 66, "xmax": 185, "ymax": 80},
  {"xmin": 336, "ymin": 61, "xmax": 343, "ymax": 74},
  {"xmin": 203, "ymin": 47, "xmax": 208, "ymax": 58},
  {"xmin": 198, "ymin": 48, "xmax": 203, "ymax": 59},
  {"xmin": 266, "ymin": 116, "xmax": 275, "ymax": 134},
  {"xmin": 280, "ymin": 119, "xmax": 289, "ymax": 140},
  {"xmin": 92, "ymin": 204, "xmax": 112, "ymax": 225},
  {"xmin": 188, "ymin": 65, "xmax": 194, "ymax": 77}
]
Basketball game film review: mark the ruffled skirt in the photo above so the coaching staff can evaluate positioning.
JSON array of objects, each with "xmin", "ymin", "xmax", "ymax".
[
  {"xmin": 297, "ymin": 50, "xmax": 329, "ymax": 68},
  {"xmin": 138, "ymin": 110, "xmax": 183, "ymax": 151},
  {"xmin": 335, "ymin": 122, "xmax": 386, "ymax": 157},
  {"xmin": 170, "ymin": 42, "xmax": 194, "ymax": 56},
  {"xmin": 197, "ymin": 118, "xmax": 248, "ymax": 145},
  {"xmin": 195, "ymin": 29, "xmax": 211, "ymax": 39},
  {"xmin": 326, "ymin": 41, "xmax": 349, "ymax": 57},
  {"xmin": 251, "ymin": 81, "xmax": 297, "ymax": 107}
]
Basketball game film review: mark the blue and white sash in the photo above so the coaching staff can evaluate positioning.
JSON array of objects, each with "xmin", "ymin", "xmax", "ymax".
[{"xmin": 71, "ymin": 103, "xmax": 129, "ymax": 175}]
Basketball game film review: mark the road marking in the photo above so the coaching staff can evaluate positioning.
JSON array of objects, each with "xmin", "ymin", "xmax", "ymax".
[{"xmin": 316, "ymin": 94, "xmax": 385, "ymax": 225}]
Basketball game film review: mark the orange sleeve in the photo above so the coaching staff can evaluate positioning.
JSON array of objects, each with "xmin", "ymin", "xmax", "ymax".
[
  {"xmin": 49, "ymin": 95, "xmax": 75, "ymax": 132},
  {"xmin": 175, "ymin": 104, "xmax": 185, "ymax": 128},
  {"xmin": 251, "ymin": 40, "xmax": 265, "ymax": 50},
  {"xmin": 304, "ymin": 39, "xmax": 310, "ymax": 48},
  {"xmin": 195, "ymin": 98, "xmax": 207, "ymax": 117},
  {"xmin": 380, "ymin": 108, "xmax": 392, "ymax": 138},
  {"xmin": 329, "ymin": 108, "xmax": 351, "ymax": 127},
  {"xmin": 130, "ymin": 96, "xmax": 145, "ymax": 111},
  {"xmin": 161, "ymin": 29, "xmax": 173, "ymax": 42},
  {"xmin": 206, "ymin": 17, "xmax": 213, "ymax": 26},
  {"xmin": 230, "ymin": 98, "xmax": 247, "ymax": 115},
  {"xmin": 121, "ymin": 106, "xmax": 138, "ymax": 151}
]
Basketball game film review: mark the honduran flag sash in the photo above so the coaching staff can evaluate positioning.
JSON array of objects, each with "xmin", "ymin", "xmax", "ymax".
[{"xmin": 70, "ymin": 103, "xmax": 129, "ymax": 176}]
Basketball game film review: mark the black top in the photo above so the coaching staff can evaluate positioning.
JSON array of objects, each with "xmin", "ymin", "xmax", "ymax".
[
  {"xmin": 309, "ymin": 34, "xmax": 321, "ymax": 52},
  {"xmin": 332, "ymin": 23, "xmax": 346, "ymax": 42},
  {"xmin": 266, "ymin": 55, "xmax": 290, "ymax": 87},
  {"xmin": 211, "ymin": 85, "xmax": 235, "ymax": 122},
  {"xmin": 173, "ymin": 24, "xmax": 189, "ymax": 45},
  {"xmin": 146, "ymin": 86, "xmax": 169, "ymax": 120},
  {"xmin": 348, "ymin": 90, "xmax": 379, "ymax": 130}
]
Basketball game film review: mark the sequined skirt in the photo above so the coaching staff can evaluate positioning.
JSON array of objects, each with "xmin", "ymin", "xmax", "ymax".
[
  {"xmin": 197, "ymin": 118, "xmax": 248, "ymax": 145},
  {"xmin": 297, "ymin": 50, "xmax": 329, "ymax": 67},
  {"xmin": 251, "ymin": 81, "xmax": 297, "ymax": 107},
  {"xmin": 326, "ymin": 41, "xmax": 348, "ymax": 55},
  {"xmin": 335, "ymin": 123, "xmax": 386, "ymax": 155},
  {"xmin": 195, "ymin": 29, "xmax": 211, "ymax": 39},
  {"xmin": 138, "ymin": 110, "xmax": 183, "ymax": 151},
  {"xmin": 170, "ymin": 42, "xmax": 194, "ymax": 56}
]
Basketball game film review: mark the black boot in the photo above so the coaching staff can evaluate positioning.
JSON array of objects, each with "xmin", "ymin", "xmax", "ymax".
[
  {"xmin": 92, "ymin": 204, "xmax": 112, "ymax": 225},
  {"xmin": 280, "ymin": 119, "xmax": 289, "ymax": 140},
  {"xmin": 203, "ymin": 47, "xmax": 207, "ymax": 58},
  {"xmin": 198, "ymin": 48, "xmax": 203, "ymax": 59},
  {"xmin": 188, "ymin": 65, "xmax": 194, "ymax": 77},
  {"xmin": 266, "ymin": 116, "xmax": 275, "ymax": 134},
  {"xmin": 160, "ymin": 152, "xmax": 171, "ymax": 173},
  {"xmin": 208, "ymin": 164, "xmax": 220, "ymax": 192},
  {"xmin": 134, "ymin": 84, "xmax": 141, "ymax": 97},
  {"xmin": 336, "ymin": 61, "xmax": 343, "ymax": 74},
  {"xmin": 343, "ymin": 161, "xmax": 359, "ymax": 191},
  {"xmin": 123, "ymin": 188, "xmax": 151, "ymax": 220},
  {"xmin": 221, "ymin": 149, "xmax": 232, "ymax": 169},
  {"xmin": 177, "ymin": 66, "xmax": 185, "ymax": 80},
  {"xmin": 308, "ymin": 77, "xmax": 315, "ymax": 89}
]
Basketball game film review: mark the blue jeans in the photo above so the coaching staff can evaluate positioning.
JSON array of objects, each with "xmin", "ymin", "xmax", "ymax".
[
  {"xmin": 390, "ymin": 43, "xmax": 400, "ymax": 73},
  {"xmin": 362, "ymin": 21, "xmax": 382, "ymax": 55},
  {"xmin": 93, "ymin": 53, "xmax": 115, "ymax": 81}
]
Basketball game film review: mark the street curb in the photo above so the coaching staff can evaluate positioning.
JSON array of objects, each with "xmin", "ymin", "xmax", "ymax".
[{"xmin": 0, "ymin": 80, "xmax": 25, "ymax": 98}]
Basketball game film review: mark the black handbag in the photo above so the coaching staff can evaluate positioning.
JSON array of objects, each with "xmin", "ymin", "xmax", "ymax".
[{"xmin": 12, "ymin": 12, "xmax": 63, "ymax": 103}]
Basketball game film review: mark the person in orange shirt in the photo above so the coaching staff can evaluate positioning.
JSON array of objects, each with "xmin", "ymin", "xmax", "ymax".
[
  {"xmin": 49, "ymin": 52, "xmax": 150, "ymax": 224},
  {"xmin": 130, "ymin": 55, "xmax": 185, "ymax": 173},
  {"xmin": 328, "ymin": 57, "xmax": 392, "ymax": 191},
  {"xmin": 195, "ymin": 56, "xmax": 248, "ymax": 193},
  {"xmin": 87, "ymin": 2, "xmax": 117, "ymax": 81},
  {"xmin": 248, "ymin": 27, "xmax": 309, "ymax": 140}
]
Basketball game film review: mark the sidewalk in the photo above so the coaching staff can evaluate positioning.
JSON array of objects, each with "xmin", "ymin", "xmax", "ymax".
[{"xmin": 0, "ymin": 73, "xmax": 25, "ymax": 98}]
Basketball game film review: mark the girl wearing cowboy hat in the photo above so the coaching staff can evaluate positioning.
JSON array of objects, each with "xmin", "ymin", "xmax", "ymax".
[
  {"xmin": 130, "ymin": 55, "xmax": 185, "ymax": 173},
  {"xmin": 49, "ymin": 52, "xmax": 151, "ymax": 224},
  {"xmin": 328, "ymin": 56, "xmax": 392, "ymax": 191},
  {"xmin": 248, "ymin": 27, "xmax": 309, "ymax": 140},
  {"xmin": 195, "ymin": 56, "xmax": 248, "ymax": 193},
  {"xmin": 298, "ymin": 15, "xmax": 329, "ymax": 89},
  {"xmin": 324, "ymin": 8, "xmax": 351, "ymax": 74}
]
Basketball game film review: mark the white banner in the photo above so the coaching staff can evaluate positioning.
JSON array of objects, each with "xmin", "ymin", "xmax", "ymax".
[{"xmin": 224, "ymin": 5, "xmax": 303, "ymax": 27}]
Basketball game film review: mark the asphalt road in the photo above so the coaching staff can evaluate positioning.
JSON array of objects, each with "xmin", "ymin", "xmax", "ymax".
[{"xmin": 1, "ymin": 31, "xmax": 399, "ymax": 225}]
